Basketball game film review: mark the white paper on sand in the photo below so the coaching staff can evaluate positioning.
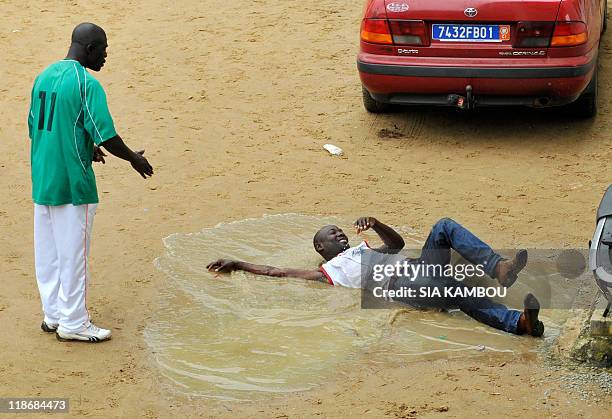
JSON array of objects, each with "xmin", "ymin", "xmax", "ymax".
[{"xmin": 323, "ymin": 143, "xmax": 343, "ymax": 156}]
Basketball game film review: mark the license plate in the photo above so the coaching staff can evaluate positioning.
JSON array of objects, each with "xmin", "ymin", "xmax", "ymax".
[{"xmin": 432, "ymin": 24, "xmax": 511, "ymax": 42}]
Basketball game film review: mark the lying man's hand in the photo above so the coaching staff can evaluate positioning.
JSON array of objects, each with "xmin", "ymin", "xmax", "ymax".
[
  {"xmin": 354, "ymin": 216, "xmax": 378, "ymax": 233},
  {"xmin": 206, "ymin": 259, "xmax": 238, "ymax": 273}
]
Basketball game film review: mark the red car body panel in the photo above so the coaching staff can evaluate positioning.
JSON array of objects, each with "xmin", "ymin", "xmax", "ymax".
[
  {"xmin": 358, "ymin": 0, "xmax": 605, "ymax": 107},
  {"xmin": 381, "ymin": 0, "xmax": 562, "ymax": 22}
]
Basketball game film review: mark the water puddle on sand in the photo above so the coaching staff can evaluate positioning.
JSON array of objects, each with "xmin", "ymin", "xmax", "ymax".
[{"xmin": 146, "ymin": 214, "xmax": 565, "ymax": 401}]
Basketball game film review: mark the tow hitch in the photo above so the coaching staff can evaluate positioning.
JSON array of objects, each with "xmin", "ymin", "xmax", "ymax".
[{"xmin": 447, "ymin": 85, "xmax": 475, "ymax": 109}]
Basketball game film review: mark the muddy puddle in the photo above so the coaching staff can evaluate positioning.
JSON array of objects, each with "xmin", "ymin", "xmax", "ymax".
[{"xmin": 147, "ymin": 214, "xmax": 571, "ymax": 400}]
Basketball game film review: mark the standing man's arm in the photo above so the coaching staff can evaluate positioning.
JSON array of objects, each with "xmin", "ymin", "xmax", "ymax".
[
  {"xmin": 206, "ymin": 259, "xmax": 328, "ymax": 283},
  {"xmin": 81, "ymin": 73, "xmax": 153, "ymax": 178},
  {"xmin": 354, "ymin": 216, "xmax": 405, "ymax": 253},
  {"xmin": 100, "ymin": 135, "xmax": 153, "ymax": 178}
]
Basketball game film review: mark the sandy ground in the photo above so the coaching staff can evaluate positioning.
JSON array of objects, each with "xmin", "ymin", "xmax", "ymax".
[{"xmin": 1, "ymin": 0, "xmax": 611, "ymax": 417}]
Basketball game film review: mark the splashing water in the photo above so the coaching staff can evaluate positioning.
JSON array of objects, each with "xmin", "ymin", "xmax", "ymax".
[{"xmin": 146, "ymin": 214, "xmax": 559, "ymax": 400}]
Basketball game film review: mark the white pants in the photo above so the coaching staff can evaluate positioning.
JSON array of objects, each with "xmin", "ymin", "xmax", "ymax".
[{"xmin": 34, "ymin": 203, "xmax": 97, "ymax": 333}]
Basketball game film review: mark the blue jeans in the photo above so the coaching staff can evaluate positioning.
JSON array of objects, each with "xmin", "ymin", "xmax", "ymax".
[{"xmin": 391, "ymin": 218, "xmax": 521, "ymax": 334}]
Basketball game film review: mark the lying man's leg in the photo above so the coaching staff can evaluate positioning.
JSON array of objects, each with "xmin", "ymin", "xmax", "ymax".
[
  {"xmin": 419, "ymin": 218, "xmax": 527, "ymax": 287},
  {"xmin": 454, "ymin": 283, "xmax": 544, "ymax": 337},
  {"xmin": 391, "ymin": 275, "xmax": 544, "ymax": 336}
]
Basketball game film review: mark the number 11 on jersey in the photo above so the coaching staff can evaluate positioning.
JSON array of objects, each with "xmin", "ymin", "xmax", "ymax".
[{"xmin": 38, "ymin": 91, "xmax": 57, "ymax": 131}]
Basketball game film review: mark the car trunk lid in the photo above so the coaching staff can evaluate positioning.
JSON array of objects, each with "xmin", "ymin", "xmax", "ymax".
[
  {"xmin": 383, "ymin": 0, "xmax": 562, "ymax": 58},
  {"xmin": 383, "ymin": 0, "xmax": 561, "ymax": 22}
]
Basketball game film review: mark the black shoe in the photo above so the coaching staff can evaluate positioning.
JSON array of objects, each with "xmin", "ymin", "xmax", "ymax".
[
  {"xmin": 496, "ymin": 249, "xmax": 528, "ymax": 288},
  {"xmin": 41, "ymin": 321, "xmax": 59, "ymax": 333},
  {"xmin": 522, "ymin": 293, "xmax": 544, "ymax": 337}
]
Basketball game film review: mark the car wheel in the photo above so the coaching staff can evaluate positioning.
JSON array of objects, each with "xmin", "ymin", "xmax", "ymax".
[
  {"xmin": 604, "ymin": 0, "xmax": 608, "ymax": 33},
  {"xmin": 568, "ymin": 68, "xmax": 598, "ymax": 118},
  {"xmin": 362, "ymin": 87, "xmax": 391, "ymax": 113}
]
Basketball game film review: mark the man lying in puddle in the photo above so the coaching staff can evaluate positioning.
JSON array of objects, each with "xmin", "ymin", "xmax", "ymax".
[{"xmin": 207, "ymin": 217, "xmax": 544, "ymax": 337}]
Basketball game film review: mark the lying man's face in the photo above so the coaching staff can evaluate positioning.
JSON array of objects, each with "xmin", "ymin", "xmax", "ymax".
[{"xmin": 313, "ymin": 225, "xmax": 350, "ymax": 260}]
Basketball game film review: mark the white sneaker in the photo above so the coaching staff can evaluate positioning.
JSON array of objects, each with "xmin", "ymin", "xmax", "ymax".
[
  {"xmin": 56, "ymin": 323, "xmax": 112, "ymax": 343},
  {"xmin": 41, "ymin": 321, "xmax": 59, "ymax": 333}
]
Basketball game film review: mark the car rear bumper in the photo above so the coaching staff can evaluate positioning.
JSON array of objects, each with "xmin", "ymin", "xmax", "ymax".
[
  {"xmin": 367, "ymin": 92, "xmax": 578, "ymax": 107},
  {"xmin": 357, "ymin": 59, "xmax": 595, "ymax": 79},
  {"xmin": 358, "ymin": 53, "xmax": 596, "ymax": 107}
]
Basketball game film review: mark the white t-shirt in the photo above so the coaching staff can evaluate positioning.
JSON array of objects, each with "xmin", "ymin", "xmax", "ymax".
[{"xmin": 320, "ymin": 241, "xmax": 371, "ymax": 288}]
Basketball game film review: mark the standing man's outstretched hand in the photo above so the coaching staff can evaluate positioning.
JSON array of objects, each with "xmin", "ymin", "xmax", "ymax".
[
  {"xmin": 131, "ymin": 150, "xmax": 154, "ymax": 179},
  {"xmin": 101, "ymin": 135, "xmax": 154, "ymax": 179}
]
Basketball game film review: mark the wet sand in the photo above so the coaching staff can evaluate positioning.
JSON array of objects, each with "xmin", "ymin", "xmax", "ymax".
[{"xmin": 0, "ymin": 0, "xmax": 611, "ymax": 417}]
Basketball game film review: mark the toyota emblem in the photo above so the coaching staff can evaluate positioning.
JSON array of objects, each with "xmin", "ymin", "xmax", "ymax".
[{"xmin": 464, "ymin": 7, "xmax": 478, "ymax": 18}]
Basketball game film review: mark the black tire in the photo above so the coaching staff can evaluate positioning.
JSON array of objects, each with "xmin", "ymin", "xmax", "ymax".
[
  {"xmin": 604, "ymin": 0, "xmax": 608, "ymax": 33},
  {"xmin": 567, "ymin": 68, "xmax": 598, "ymax": 118},
  {"xmin": 362, "ymin": 87, "xmax": 391, "ymax": 113}
]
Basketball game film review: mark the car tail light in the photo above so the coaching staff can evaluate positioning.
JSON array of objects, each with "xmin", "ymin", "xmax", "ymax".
[
  {"xmin": 514, "ymin": 22, "xmax": 554, "ymax": 47},
  {"xmin": 551, "ymin": 22, "xmax": 588, "ymax": 46},
  {"xmin": 361, "ymin": 19, "xmax": 392, "ymax": 44},
  {"xmin": 388, "ymin": 20, "xmax": 429, "ymax": 46}
]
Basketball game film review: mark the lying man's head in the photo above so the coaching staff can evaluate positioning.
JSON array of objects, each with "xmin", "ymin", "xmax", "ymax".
[{"xmin": 313, "ymin": 225, "xmax": 350, "ymax": 261}]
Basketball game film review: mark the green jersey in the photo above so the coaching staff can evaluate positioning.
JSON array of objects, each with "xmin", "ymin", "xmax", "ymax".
[{"xmin": 28, "ymin": 59, "xmax": 117, "ymax": 206}]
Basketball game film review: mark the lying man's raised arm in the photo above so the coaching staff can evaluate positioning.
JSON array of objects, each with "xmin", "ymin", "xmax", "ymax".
[
  {"xmin": 207, "ymin": 259, "xmax": 328, "ymax": 283},
  {"xmin": 354, "ymin": 216, "xmax": 405, "ymax": 253}
]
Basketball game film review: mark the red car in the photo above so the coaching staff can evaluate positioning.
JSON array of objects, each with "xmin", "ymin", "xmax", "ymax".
[{"xmin": 358, "ymin": 0, "xmax": 607, "ymax": 117}]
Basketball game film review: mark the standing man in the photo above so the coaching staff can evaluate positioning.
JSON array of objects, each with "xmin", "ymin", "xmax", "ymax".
[{"xmin": 28, "ymin": 23, "xmax": 154, "ymax": 342}]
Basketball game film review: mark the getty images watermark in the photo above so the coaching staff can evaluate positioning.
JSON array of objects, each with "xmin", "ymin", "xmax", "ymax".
[
  {"xmin": 360, "ymin": 248, "xmax": 591, "ymax": 309},
  {"xmin": 371, "ymin": 260, "xmax": 507, "ymax": 299}
]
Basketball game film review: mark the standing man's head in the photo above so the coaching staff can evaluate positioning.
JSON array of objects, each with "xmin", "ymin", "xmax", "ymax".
[
  {"xmin": 313, "ymin": 225, "xmax": 351, "ymax": 261},
  {"xmin": 66, "ymin": 23, "xmax": 108, "ymax": 71}
]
